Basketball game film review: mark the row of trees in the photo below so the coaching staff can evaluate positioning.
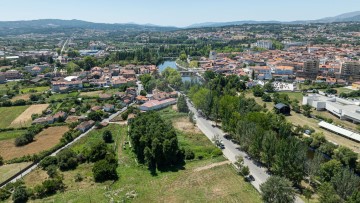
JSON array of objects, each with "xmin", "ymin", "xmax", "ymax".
[{"xmin": 188, "ymin": 72, "xmax": 360, "ymax": 202}]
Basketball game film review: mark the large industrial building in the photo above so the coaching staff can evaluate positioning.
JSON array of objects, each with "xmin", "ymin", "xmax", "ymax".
[{"xmin": 303, "ymin": 94, "xmax": 360, "ymax": 123}]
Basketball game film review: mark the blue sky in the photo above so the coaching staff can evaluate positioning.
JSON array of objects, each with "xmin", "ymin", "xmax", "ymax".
[{"xmin": 1, "ymin": 0, "xmax": 359, "ymax": 27}]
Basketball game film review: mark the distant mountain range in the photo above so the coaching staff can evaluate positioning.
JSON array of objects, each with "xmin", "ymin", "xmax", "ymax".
[
  {"xmin": 187, "ymin": 11, "xmax": 360, "ymax": 28},
  {"xmin": 0, "ymin": 11, "xmax": 359, "ymax": 33},
  {"xmin": 0, "ymin": 19, "xmax": 177, "ymax": 33}
]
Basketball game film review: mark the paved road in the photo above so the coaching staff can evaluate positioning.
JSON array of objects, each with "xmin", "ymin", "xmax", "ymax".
[{"xmin": 186, "ymin": 98, "xmax": 304, "ymax": 203}]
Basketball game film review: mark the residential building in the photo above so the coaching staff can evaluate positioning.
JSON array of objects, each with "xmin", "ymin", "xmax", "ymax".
[
  {"xmin": 352, "ymin": 81, "xmax": 360, "ymax": 90},
  {"xmin": 139, "ymin": 98, "xmax": 177, "ymax": 111},
  {"xmin": 76, "ymin": 120, "xmax": 95, "ymax": 133},
  {"xmin": 4, "ymin": 70, "xmax": 22, "ymax": 80},
  {"xmin": 341, "ymin": 62, "xmax": 360, "ymax": 82},
  {"xmin": 252, "ymin": 40, "xmax": 273, "ymax": 49},
  {"xmin": 51, "ymin": 80, "xmax": 83, "ymax": 92},
  {"xmin": 209, "ymin": 50, "xmax": 217, "ymax": 60},
  {"xmin": 274, "ymin": 66, "xmax": 294, "ymax": 75}
]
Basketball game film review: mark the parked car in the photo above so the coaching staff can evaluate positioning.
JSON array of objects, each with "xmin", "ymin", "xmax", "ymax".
[
  {"xmin": 224, "ymin": 134, "xmax": 231, "ymax": 140},
  {"xmin": 248, "ymin": 175, "xmax": 255, "ymax": 181}
]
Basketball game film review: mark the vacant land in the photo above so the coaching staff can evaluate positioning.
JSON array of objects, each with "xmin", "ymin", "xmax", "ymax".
[
  {"xmin": 26, "ymin": 137, "xmax": 260, "ymax": 203},
  {"xmin": 0, "ymin": 126, "xmax": 68, "ymax": 160},
  {"xmin": 0, "ymin": 130, "xmax": 27, "ymax": 141},
  {"xmin": 21, "ymin": 108, "xmax": 260, "ymax": 203},
  {"xmin": 79, "ymin": 90, "xmax": 102, "ymax": 97},
  {"xmin": 0, "ymin": 162, "xmax": 32, "ymax": 183},
  {"xmin": 173, "ymin": 116, "xmax": 201, "ymax": 134},
  {"xmin": 49, "ymin": 92, "xmax": 79, "ymax": 101},
  {"xmin": 0, "ymin": 106, "xmax": 29, "ymax": 128},
  {"xmin": 10, "ymin": 93, "xmax": 31, "ymax": 102},
  {"xmin": 21, "ymin": 86, "xmax": 49, "ymax": 93},
  {"xmin": 71, "ymin": 124, "xmax": 121, "ymax": 153},
  {"xmin": 10, "ymin": 104, "xmax": 49, "ymax": 127}
]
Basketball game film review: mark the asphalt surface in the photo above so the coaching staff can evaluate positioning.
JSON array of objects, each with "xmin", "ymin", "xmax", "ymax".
[{"xmin": 186, "ymin": 98, "xmax": 304, "ymax": 203}]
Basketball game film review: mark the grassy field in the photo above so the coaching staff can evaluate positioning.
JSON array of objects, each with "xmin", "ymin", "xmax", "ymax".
[
  {"xmin": 79, "ymin": 90, "xmax": 103, "ymax": 97},
  {"xmin": 49, "ymin": 92, "xmax": 79, "ymax": 101},
  {"xmin": 21, "ymin": 109, "xmax": 261, "ymax": 203},
  {"xmin": 10, "ymin": 104, "xmax": 49, "ymax": 128},
  {"xmin": 71, "ymin": 124, "xmax": 121, "ymax": 154},
  {"xmin": 285, "ymin": 92, "xmax": 303, "ymax": 101},
  {"xmin": 0, "ymin": 106, "xmax": 29, "ymax": 128},
  {"xmin": 0, "ymin": 162, "xmax": 32, "ymax": 183},
  {"xmin": 20, "ymin": 86, "xmax": 49, "ymax": 93},
  {"xmin": 0, "ymin": 126, "xmax": 68, "ymax": 160},
  {"xmin": 0, "ymin": 81, "xmax": 17, "ymax": 95},
  {"xmin": 0, "ymin": 130, "xmax": 27, "ymax": 141}
]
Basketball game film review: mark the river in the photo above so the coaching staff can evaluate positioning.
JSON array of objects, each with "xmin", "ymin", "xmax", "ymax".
[{"xmin": 157, "ymin": 60, "xmax": 199, "ymax": 82}]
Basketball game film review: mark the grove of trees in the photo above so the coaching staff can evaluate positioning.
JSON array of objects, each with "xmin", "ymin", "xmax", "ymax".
[{"xmin": 129, "ymin": 111, "xmax": 184, "ymax": 172}]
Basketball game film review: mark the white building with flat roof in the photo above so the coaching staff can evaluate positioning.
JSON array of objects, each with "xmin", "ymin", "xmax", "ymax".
[{"xmin": 303, "ymin": 94, "xmax": 360, "ymax": 123}]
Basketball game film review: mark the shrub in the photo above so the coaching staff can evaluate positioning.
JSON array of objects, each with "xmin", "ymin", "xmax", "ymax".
[
  {"xmin": 12, "ymin": 186, "xmax": 28, "ymax": 203},
  {"xmin": 39, "ymin": 156, "xmax": 58, "ymax": 169},
  {"xmin": 102, "ymin": 130, "xmax": 113, "ymax": 143},
  {"xmin": 92, "ymin": 160, "xmax": 118, "ymax": 182},
  {"xmin": 46, "ymin": 165, "xmax": 58, "ymax": 178},
  {"xmin": 0, "ymin": 188, "xmax": 11, "ymax": 201},
  {"xmin": 0, "ymin": 155, "xmax": 3, "ymax": 166},
  {"xmin": 88, "ymin": 142, "xmax": 108, "ymax": 162},
  {"xmin": 74, "ymin": 173, "xmax": 83, "ymax": 182},
  {"xmin": 184, "ymin": 148, "xmax": 195, "ymax": 160},
  {"xmin": 57, "ymin": 149, "xmax": 78, "ymax": 171}
]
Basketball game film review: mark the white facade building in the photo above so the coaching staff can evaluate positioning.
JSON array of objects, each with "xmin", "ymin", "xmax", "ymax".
[{"xmin": 303, "ymin": 94, "xmax": 360, "ymax": 123}]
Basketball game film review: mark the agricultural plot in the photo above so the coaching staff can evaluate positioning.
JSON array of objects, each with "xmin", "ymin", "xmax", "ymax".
[
  {"xmin": 0, "ymin": 106, "xmax": 29, "ymax": 128},
  {"xmin": 0, "ymin": 126, "xmax": 68, "ymax": 160},
  {"xmin": 9, "ymin": 104, "xmax": 49, "ymax": 128},
  {"xmin": 20, "ymin": 86, "xmax": 49, "ymax": 93}
]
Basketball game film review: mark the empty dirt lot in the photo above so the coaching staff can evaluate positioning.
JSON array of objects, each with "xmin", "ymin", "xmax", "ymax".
[
  {"xmin": 10, "ymin": 104, "xmax": 49, "ymax": 127},
  {"xmin": 0, "ymin": 126, "xmax": 68, "ymax": 160},
  {"xmin": 172, "ymin": 117, "xmax": 202, "ymax": 134}
]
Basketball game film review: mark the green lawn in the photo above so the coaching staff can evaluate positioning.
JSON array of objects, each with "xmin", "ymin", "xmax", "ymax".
[
  {"xmin": 0, "ymin": 106, "xmax": 29, "ymax": 128},
  {"xmin": 284, "ymin": 92, "xmax": 304, "ymax": 101},
  {"xmin": 0, "ymin": 130, "xmax": 27, "ymax": 141},
  {"xmin": 20, "ymin": 86, "xmax": 49, "ymax": 94}
]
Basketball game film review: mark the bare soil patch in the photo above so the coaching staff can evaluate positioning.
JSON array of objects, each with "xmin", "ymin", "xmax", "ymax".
[
  {"xmin": 0, "ymin": 126, "xmax": 68, "ymax": 160},
  {"xmin": 173, "ymin": 117, "xmax": 201, "ymax": 134},
  {"xmin": 10, "ymin": 94, "xmax": 31, "ymax": 102},
  {"xmin": 79, "ymin": 91, "xmax": 103, "ymax": 97},
  {"xmin": 10, "ymin": 104, "xmax": 49, "ymax": 127},
  {"xmin": 193, "ymin": 161, "xmax": 231, "ymax": 172}
]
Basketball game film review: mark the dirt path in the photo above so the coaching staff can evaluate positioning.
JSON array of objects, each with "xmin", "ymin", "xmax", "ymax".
[{"xmin": 193, "ymin": 161, "xmax": 230, "ymax": 172}]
